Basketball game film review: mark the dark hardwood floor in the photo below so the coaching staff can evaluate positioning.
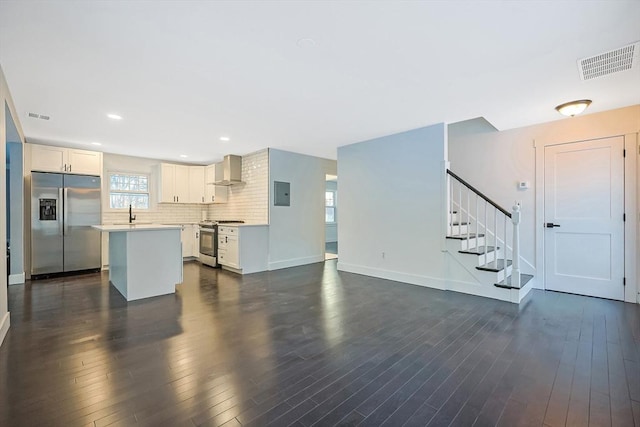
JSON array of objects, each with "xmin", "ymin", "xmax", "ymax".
[{"xmin": 1, "ymin": 260, "xmax": 639, "ymax": 426}]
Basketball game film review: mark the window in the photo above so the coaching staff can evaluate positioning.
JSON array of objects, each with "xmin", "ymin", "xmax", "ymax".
[
  {"xmin": 325, "ymin": 190, "xmax": 336, "ymax": 223},
  {"xmin": 109, "ymin": 173, "xmax": 150, "ymax": 209}
]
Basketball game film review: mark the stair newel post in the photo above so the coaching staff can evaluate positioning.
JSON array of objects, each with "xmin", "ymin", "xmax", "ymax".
[
  {"xmin": 493, "ymin": 207, "xmax": 498, "ymax": 269},
  {"xmin": 458, "ymin": 183, "xmax": 462, "ymax": 236},
  {"xmin": 466, "ymin": 187, "xmax": 471, "ymax": 242},
  {"xmin": 475, "ymin": 193, "xmax": 479, "ymax": 252},
  {"xmin": 511, "ymin": 203, "xmax": 521, "ymax": 288},
  {"xmin": 449, "ymin": 175, "xmax": 453, "ymax": 236}
]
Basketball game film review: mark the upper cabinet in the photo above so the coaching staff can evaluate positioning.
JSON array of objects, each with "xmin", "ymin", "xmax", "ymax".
[
  {"xmin": 188, "ymin": 166, "xmax": 206, "ymax": 204},
  {"xmin": 30, "ymin": 144, "xmax": 102, "ymax": 176},
  {"xmin": 204, "ymin": 164, "xmax": 228, "ymax": 204},
  {"xmin": 158, "ymin": 163, "xmax": 189, "ymax": 203},
  {"xmin": 158, "ymin": 162, "xmax": 229, "ymax": 204}
]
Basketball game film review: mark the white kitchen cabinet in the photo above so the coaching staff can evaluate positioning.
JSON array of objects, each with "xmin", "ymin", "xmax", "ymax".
[
  {"xmin": 204, "ymin": 164, "xmax": 228, "ymax": 203},
  {"xmin": 181, "ymin": 225, "xmax": 192, "ymax": 258},
  {"xmin": 205, "ymin": 183, "xmax": 228, "ymax": 204},
  {"xmin": 217, "ymin": 225, "xmax": 268, "ymax": 274},
  {"xmin": 193, "ymin": 226, "xmax": 200, "ymax": 258},
  {"xmin": 205, "ymin": 164, "xmax": 216, "ymax": 184},
  {"xmin": 158, "ymin": 163, "xmax": 189, "ymax": 203},
  {"xmin": 188, "ymin": 166, "xmax": 206, "ymax": 203},
  {"xmin": 30, "ymin": 143, "xmax": 102, "ymax": 176}
]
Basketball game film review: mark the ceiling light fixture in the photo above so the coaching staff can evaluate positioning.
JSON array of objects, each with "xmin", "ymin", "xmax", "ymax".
[
  {"xmin": 219, "ymin": 136, "xmax": 230, "ymax": 142},
  {"xmin": 107, "ymin": 113, "xmax": 123, "ymax": 120},
  {"xmin": 179, "ymin": 154, "xmax": 188, "ymax": 158},
  {"xmin": 91, "ymin": 142, "xmax": 102, "ymax": 146},
  {"xmin": 555, "ymin": 99, "xmax": 592, "ymax": 117}
]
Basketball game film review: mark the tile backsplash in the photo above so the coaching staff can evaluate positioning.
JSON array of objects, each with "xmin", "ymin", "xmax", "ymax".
[
  {"xmin": 207, "ymin": 149, "xmax": 269, "ymax": 223},
  {"xmin": 102, "ymin": 203, "xmax": 205, "ymax": 224}
]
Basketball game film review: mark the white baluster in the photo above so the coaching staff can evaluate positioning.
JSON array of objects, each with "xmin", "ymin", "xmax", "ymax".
[
  {"xmin": 512, "ymin": 203, "xmax": 521, "ymax": 288},
  {"xmin": 466, "ymin": 187, "xmax": 470, "ymax": 242},
  {"xmin": 483, "ymin": 200, "xmax": 488, "ymax": 265},
  {"xmin": 458, "ymin": 183, "xmax": 462, "ymax": 236},
  {"xmin": 503, "ymin": 214, "xmax": 508, "ymax": 272}
]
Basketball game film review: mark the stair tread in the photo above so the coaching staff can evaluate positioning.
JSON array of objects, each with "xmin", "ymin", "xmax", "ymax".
[
  {"xmin": 476, "ymin": 259, "xmax": 512, "ymax": 272},
  {"xmin": 459, "ymin": 246, "xmax": 498, "ymax": 255},
  {"xmin": 447, "ymin": 233, "xmax": 484, "ymax": 240},
  {"xmin": 494, "ymin": 274, "xmax": 534, "ymax": 289}
]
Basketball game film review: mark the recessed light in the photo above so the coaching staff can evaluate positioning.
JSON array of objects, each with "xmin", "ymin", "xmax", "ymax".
[
  {"xmin": 91, "ymin": 142, "xmax": 102, "ymax": 146},
  {"xmin": 107, "ymin": 113, "xmax": 123, "ymax": 120},
  {"xmin": 219, "ymin": 136, "xmax": 230, "ymax": 142},
  {"xmin": 179, "ymin": 154, "xmax": 188, "ymax": 158}
]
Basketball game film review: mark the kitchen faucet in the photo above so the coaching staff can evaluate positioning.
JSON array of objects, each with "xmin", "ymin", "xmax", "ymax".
[{"xmin": 129, "ymin": 204, "xmax": 136, "ymax": 224}]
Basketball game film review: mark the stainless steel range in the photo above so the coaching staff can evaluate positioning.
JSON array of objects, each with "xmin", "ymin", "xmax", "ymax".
[{"xmin": 198, "ymin": 220, "xmax": 244, "ymax": 267}]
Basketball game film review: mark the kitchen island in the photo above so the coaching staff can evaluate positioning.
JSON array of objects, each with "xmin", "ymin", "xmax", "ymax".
[{"xmin": 92, "ymin": 224, "xmax": 183, "ymax": 301}]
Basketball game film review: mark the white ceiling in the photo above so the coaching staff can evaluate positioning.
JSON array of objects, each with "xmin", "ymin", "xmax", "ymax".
[{"xmin": 1, "ymin": 1, "xmax": 639, "ymax": 164}]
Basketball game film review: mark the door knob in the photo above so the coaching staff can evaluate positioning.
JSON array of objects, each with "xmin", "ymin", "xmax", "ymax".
[{"xmin": 545, "ymin": 222, "xmax": 561, "ymax": 228}]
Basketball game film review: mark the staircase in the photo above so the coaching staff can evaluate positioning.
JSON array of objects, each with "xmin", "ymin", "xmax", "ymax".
[{"xmin": 445, "ymin": 170, "xmax": 533, "ymax": 303}]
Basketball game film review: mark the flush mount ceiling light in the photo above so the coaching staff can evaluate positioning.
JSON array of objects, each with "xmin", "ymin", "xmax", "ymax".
[
  {"xmin": 555, "ymin": 99, "xmax": 592, "ymax": 117},
  {"xmin": 179, "ymin": 154, "xmax": 188, "ymax": 158},
  {"xmin": 106, "ymin": 113, "xmax": 122, "ymax": 120},
  {"xmin": 219, "ymin": 136, "xmax": 230, "ymax": 142},
  {"xmin": 91, "ymin": 142, "xmax": 102, "ymax": 146}
]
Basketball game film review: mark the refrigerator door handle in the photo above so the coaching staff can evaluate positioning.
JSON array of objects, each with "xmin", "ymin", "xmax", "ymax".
[
  {"xmin": 63, "ymin": 188, "xmax": 68, "ymax": 236},
  {"xmin": 59, "ymin": 187, "xmax": 64, "ymax": 236}
]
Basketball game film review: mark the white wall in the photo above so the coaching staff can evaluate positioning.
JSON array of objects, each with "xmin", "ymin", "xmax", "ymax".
[
  {"xmin": 208, "ymin": 149, "xmax": 269, "ymax": 223},
  {"xmin": 449, "ymin": 105, "xmax": 640, "ymax": 303},
  {"xmin": 337, "ymin": 123, "xmax": 448, "ymax": 287},
  {"xmin": 325, "ymin": 180, "xmax": 337, "ymax": 243},
  {"xmin": 1, "ymin": 64, "xmax": 26, "ymax": 347},
  {"xmin": 268, "ymin": 149, "xmax": 337, "ymax": 270}
]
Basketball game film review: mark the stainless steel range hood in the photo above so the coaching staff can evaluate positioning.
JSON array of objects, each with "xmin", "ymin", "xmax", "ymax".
[{"xmin": 214, "ymin": 155, "xmax": 244, "ymax": 185}]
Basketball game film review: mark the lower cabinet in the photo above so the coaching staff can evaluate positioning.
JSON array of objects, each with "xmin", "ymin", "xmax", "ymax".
[
  {"xmin": 217, "ymin": 225, "xmax": 268, "ymax": 274},
  {"xmin": 180, "ymin": 224, "xmax": 200, "ymax": 258}
]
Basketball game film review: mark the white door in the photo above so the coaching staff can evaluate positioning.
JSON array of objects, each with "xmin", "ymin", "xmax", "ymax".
[{"xmin": 544, "ymin": 136, "xmax": 624, "ymax": 300}]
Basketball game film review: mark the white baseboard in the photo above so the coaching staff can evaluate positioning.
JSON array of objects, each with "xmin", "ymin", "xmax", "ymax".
[
  {"xmin": 337, "ymin": 262, "xmax": 447, "ymax": 290},
  {"xmin": 0, "ymin": 312, "xmax": 10, "ymax": 347},
  {"xmin": 269, "ymin": 255, "xmax": 325, "ymax": 271},
  {"xmin": 8, "ymin": 272, "xmax": 25, "ymax": 285},
  {"xmin": 338, "ymin": 262, "xmax": 532, "ymax": 304}
]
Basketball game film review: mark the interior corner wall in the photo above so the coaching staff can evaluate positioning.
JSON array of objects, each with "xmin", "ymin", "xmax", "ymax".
[
  {"xmin": 337, "ymin": 123, "xmax": 448, "ymax": 288},
  {"xmin": 0, "ymin": 64, "xmax": 26, "ymax": 346},
  {"xmin": 268, "ymin": 149, "xmax": 336, "ymax": 270}
]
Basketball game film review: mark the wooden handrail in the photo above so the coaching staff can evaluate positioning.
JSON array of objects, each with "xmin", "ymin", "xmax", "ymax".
[{"xmin": 447, "ymin": 169, "xmax": 512, "ymax": 218}]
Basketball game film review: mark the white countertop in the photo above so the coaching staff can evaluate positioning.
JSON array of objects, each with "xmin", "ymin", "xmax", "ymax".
[
  {"xmin": 216, "ymin": 223, "xmax": 268, "ymax": 228},
  {"xmin": 93, "ymin": 224, "xmax": 183, "ymax": 232}
]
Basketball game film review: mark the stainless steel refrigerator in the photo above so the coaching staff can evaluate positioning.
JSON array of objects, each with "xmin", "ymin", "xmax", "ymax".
[{"xmin": 31, "ymin": 172, "xmax": 101, "ymax": 277}]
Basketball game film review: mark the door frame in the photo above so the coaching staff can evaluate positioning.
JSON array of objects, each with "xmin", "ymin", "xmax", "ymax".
[{"xmin": 534, "ymin": 132, "xmax": 639, "ymax": 303}]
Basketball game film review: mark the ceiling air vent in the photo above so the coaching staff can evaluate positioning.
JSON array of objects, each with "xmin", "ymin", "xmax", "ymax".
[
  {"xmin": 578, "ymin": 42, "xmax": 640, "ymax": 81},
  {"xmin": 27, "ymin": 112, "xmax": 50, "ymax": 120}
]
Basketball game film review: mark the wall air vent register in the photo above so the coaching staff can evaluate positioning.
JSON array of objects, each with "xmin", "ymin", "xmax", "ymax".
[{"xmin": 578, "ymin": 42, "xmax": 639, "ymax": 81}]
